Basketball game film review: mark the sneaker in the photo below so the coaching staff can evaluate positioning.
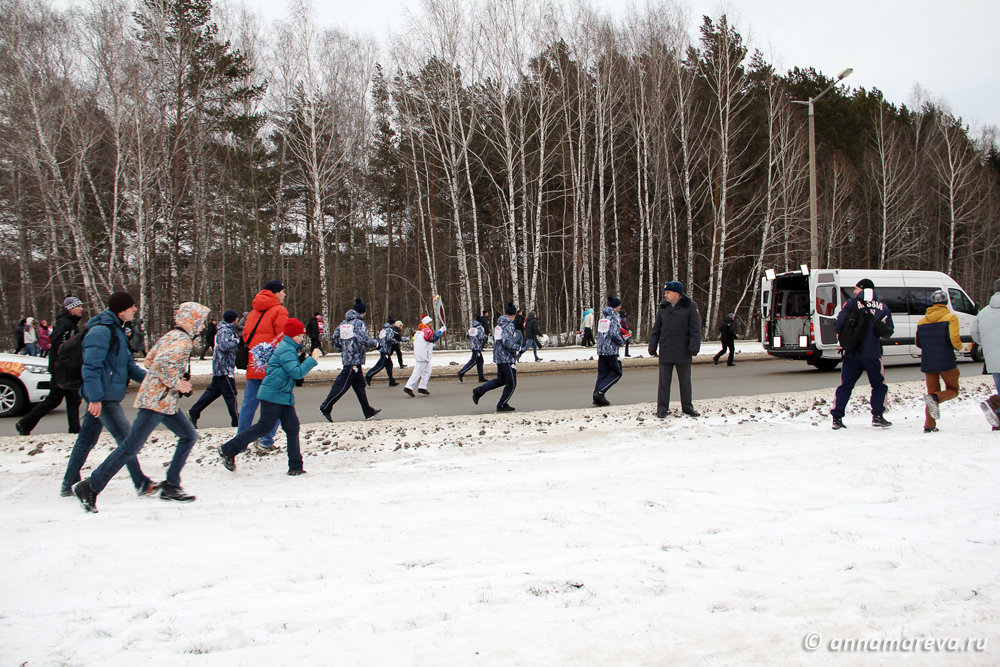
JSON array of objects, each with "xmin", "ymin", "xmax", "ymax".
[
  {"xmin": 457, "ymin": 372, "xmax": 464, "ymax": 383},
  {"xmin": 14, "ymin": 421, "xmax": 29, "ymax": 436},
  {"xmin": 254, "ymin": 442, "xmax": 278, "ymax": 455},
  {"xmin": 287, "ymin": 468, "xmax": 307, "ymax": 476},
  {"xmin": 682, "ymin": 409, "xmax": 701, "ymax": 418},
  {"xmin": 923, "ymin": 426, "xmax": 939, "ymax": 433},
  {"xmin": 713, "ymin": 357, "xmax": 719, "ymax": 366},
  {"xmin": 365, "ymin": 375, "xmax": 372, "ymax": 386},
  {"xmin": 388, "ymin": 381, "xmax": 400, "ymax": 387},
  {"xmin": 403, "ymin": 387, "xmax": 415, "ymax": 397},
  {"xmin": 366, "ymin": 409, "xmax": 382, "ymax": 420},
  {"xmin": 980, "ymin": 401, "xmax": 1000, "ymax": 429},
  {"xmin": 496, "ymin": 404, "xmax": 515, "ymax": 412},
  {"xmin": 656, "ymin": 412, "xmax": 667, "ymax": 419},
  {"xmin": 59, "ymin": 485, "xmax": 74, "ymax": 498},
  {"xmin": 417, "ymin": 388, "xmax": 431, "ymax": 395},
  {"xmin": 472, "ymin": 390, "xmax": 481, "ymax": 405},
  {"xmin": 187, "ymin": 409, "xmax": 198, "ymax": 429},
  {"xmin": 923, "ymin": 394, "xmax": 940, "ymax": 420},
  {"xmin": 872, "ymin": 414, "xmax": 892, "ymax": 428},
  {"xmin": 159, "ymin": 483, "xmax": 195, "ymax": 502},
  {"xmin": 832, "ymin": 417, "xmax": 846, "ymax": 430},
  {"xmin": 592, "ymin": 392, "xmax": 610, "ymax": 407},
  {"xmin": 319, "ymin": 407, "xmax": 333, "ymax": 422},
  {"xmin": 219, "ymin": 446, "xmax": 236, "ymax": 472},
  {"xmin": 73, "ymin": 479, "xmax": 98, "ymax": 513},
  {"xmin": 138, "ymin": 481, "xmax": 164, "ymax": 497}
]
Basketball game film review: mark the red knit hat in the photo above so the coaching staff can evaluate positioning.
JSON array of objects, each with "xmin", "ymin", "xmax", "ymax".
[{"xmin": 283, "ymin": 318, "xmax": 305, "ymax": 337}]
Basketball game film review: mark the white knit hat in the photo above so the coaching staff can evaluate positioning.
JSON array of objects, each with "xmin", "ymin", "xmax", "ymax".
[{"xmin": 421, "ymin": 315, "xmax": 433, "ymax": 325}]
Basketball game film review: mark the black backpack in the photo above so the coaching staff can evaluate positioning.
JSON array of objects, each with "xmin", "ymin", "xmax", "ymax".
[
  {"xmin": 837, "ymin": 304, "xmax": 868, "ymax": 353},
  {"xmin": 52, "ymin": 322, "xmax": 118, "ymax": 391}
]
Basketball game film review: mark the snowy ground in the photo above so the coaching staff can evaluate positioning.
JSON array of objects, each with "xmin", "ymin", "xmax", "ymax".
[{"xmin": 2, "ymin": 376, "xmax": 999, "ymax": 665}]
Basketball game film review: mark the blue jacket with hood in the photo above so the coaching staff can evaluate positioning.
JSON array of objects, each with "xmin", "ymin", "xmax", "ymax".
[
  {"xmin": 597, "ymin": 307, "xmax": 625, "ymax": 356},
  {"xmin": 834, "ymin": 293, "xmax": 894, "ymax": 360},
  {"xmin": 80, "ymin": 309, "xmax": 147, "ymax": 403},
  {"xmin": 492, "ymin": 315, "xmax": 520, "ymax": 364},
  {"xmin": 258, "ymin": 336, "xmax": 318, "ymax": 405},
  {"xmin": 332, "ymin": 309, "xmax": 379, "ymax": 366}
]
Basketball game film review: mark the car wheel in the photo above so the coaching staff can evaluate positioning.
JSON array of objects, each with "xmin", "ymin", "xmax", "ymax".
[
  {"xmin": 0, "ymin": 377, "xmax": 27, "ymax": 418},
  {"xmin": 971, "ymin": 343, "xmax": 984, "ymax": 364}
]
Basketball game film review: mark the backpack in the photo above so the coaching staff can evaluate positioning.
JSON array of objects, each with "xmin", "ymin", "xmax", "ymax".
[
  {"xmin": 51, "ymin": 322, "xmax": 118, "ymax": 391},
  {"xmin": 837, "ymin": 304, "xmax": 868, "ymax": 353},
  {"xmin": 235, "ymin": 307, "xmax": 273, "ymax": 370}
]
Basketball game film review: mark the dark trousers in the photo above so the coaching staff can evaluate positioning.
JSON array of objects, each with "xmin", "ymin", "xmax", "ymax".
[
  {"xmin": 393, "ymin": 342, "xmax": 404, "ymax": 366},
  {"xmin": 595, "ymin": 355, "xmax": 623, "ymax": 395},
  {"xmin": 475, "ymin": 363, "xmax": 516, "ymax": 408},
  {"xmin": 657, "ymin": 362, "xmax": 693, "ymax": 415},
  {"xmin": 221, "ymin": 400, "xmax": 303, "ymax": 470},
  {"xmin": 714, "ymin": 340, "xmax": 735, "ymax": 365},
  {"xmin": 366, "ymin": 353, "xmax": 395, "ymax": 384},
  {"xmin": 459, "ymin": 350, "xmax": 485, "ymax": 381},
  {"xmin": 831, "ymin": 357, "xmax": 888, "ymax": 418},
  {"xmin": 321, "ymin": 365, "xmax": 377, "ymax": 418},
  {"xmin": 189, "ymin": 375, "xmax": 239, "ymax": 426},
  {"xmin": 581, "ymin": 328, "xmax": 595, "ymax": 347},
  {"xmin": 17, "ymin": 384, "xmax": 81, "ymax": 434},
  {"xmin": 199, "ymin": 341, "xmax": 212, "ymax": 359}
]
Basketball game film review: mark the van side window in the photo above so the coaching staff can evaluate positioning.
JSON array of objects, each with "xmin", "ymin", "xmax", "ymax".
[
  {"xmin": 816, "ymin": 285, "xmax": 837, "ymax": 316},
  {"xmin": 908, "ymin": 287, "xmax": 938, "ymax": 315},
  {"xmin": 948, "ymin": 289, "xmax": 977, "ymax": 315},
  {"xmin": 878, "ymin": 287, "xmax": 908, "ymax": 313}
]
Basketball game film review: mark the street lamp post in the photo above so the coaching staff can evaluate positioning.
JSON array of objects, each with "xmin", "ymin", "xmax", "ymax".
[{"xmin": 793, "ymin": 67, "xmax": 853, "ymax": 271}]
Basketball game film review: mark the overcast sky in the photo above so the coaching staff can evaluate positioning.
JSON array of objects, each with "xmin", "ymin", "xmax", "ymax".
[{"xmin": 236, "ymin": 0, "xmax": 1000, "ymax": 133}]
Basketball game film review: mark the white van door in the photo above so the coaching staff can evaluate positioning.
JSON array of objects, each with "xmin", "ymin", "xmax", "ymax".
[
  {"xmin": 812, "ymin": 276, "xmax": 840, "ymax": 350},
  {"xmin": 947, "ymin": 287, "xmax": 979, "ymax": 356},
  {"xmin": 760, "ymin": 276, "xmax": 771, "ymax": 344}
]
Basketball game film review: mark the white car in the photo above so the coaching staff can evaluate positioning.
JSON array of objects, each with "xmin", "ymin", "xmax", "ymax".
[{"xmin": 0, "ymin": 353, "xmax": 51, "ymax": 418}]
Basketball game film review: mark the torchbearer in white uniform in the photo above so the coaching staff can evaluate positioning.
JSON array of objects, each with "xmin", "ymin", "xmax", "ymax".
[{"xmin": 404, "ymin": 315, "xmax": 445, "ymax": 397}]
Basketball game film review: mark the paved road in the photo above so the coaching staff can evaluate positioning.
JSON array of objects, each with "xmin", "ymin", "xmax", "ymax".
[{"xmin": 3, "ymin": 356, "xmax": 955, "ymax": 437}]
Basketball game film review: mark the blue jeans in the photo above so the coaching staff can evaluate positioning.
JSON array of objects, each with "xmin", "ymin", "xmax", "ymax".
[
  {"xmin": 89, "ymin": 408, "xmax": 198, "ymax": 495},
  {"xmin": 222, "ymin": 400, "xmax": 303, "ymax": 471},
  {"xmin": 63, "ymin": 400, "xmax": 151, "ymax": 492},
  {"xmin": 831, "ymin": 357, "xmax": 888, "ymax": 418},
  {"xmin": 517, "ymin": 338, "xmax": 539, "ymax": 360},
  {"xmin": 22, "ymin": 343, "xmax": 37, "ymax": 356},
  {"xmin": 238, "ymin": 378, "xmax": 279, "ymax": 447}
]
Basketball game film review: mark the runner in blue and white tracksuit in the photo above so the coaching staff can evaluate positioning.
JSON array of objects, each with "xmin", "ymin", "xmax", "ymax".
[
  {"xmin": 366, "ymin": 319, "xmax": 404, "ymax": 387},
  {"xmin": 458, "ymin": 319, "xmax": 489, "ymax": 383},
  {"xmin": 593, "ymin": 297, "xmax": 626, "ymax": 406},
  {"xmin": 320, "ymin": 299, "xmax": 380, "ymax": 421},
  {"xmin": 472, "ymin": 303, "xmax": 520, "ymax": 412}
]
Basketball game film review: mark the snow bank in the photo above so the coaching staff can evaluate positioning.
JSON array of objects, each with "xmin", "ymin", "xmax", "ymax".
[{"xmin": 1, "ymin": 377, "xmax": 998, "ymax": 664}]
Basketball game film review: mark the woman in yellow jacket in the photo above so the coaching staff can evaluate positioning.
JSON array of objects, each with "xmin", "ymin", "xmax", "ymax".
[{"xmin": 915, "ymin": 290, "xmax": 963, "ymax": 433}]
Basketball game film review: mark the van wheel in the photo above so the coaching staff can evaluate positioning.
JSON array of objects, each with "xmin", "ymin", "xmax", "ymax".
[
  {"xmin": 0, "ymin": 378, "xmax": 27, "ymax": 418},
  {"xmin": 811, "ymin": 358, "xmax": 840, "ymax": 372},
  {"xmin": 971, "ymin": 343, "xmax": 984, "ymax": 363}
]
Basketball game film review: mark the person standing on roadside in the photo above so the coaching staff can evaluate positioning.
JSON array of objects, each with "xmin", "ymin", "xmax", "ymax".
[
  {"xmin": 306, "ymin": 312, "xmax": 322, "ymax": 356},
  {"xmin": 472, "ymin": 302, "xmax": 520, "ymax": 412},
  {"xmin": 971, "ymin": 277, "xmax": 1000, "ymax": 430},
  {"xmin": 915, "ymin": 290, "xmax": 963, "ymax": 433},
  {"xmin": 517, "ymin": 310, "xmax": 543, "ymax": 362},
  {"xmin": 188, "ymin": 309, "xmax": 241, "ymax": 428},
  {"xmin": 16, "ymin": 297, "xmax": 84, "ymax": 436},
  {"xmin": 713, "ymin": 312, "xmax": 737, "ymax": 366},
  {"xmin": 219, "ymin": 318, "xmax": 320, "ymax": 476},
  {"xmin": 238, "ymin": 279, "xmax": 289, "ymax": 453},
  {"xmin": 593, "ymin": 296, "xmax": 625, "ymax": 406},
  {"xmin": 22, "ymin": 318, "xmax": 38, "ymax": 356},
  {"xmin": 60, "ymin": 292, "xmax": 158, "ymax": 498},
  {"xmin": 38, "ymin": 320, "xmax": 51, "ymax": 357},
  {"xmin": 320, "ymin": 298, "xmax": 381, "ymax": 420},
  {"xmin": 648, "ymin": 281, "xmax": 702, "ymax": 418},
  {"xmin": 581, "ymin": 308, "xmax": 595, "ymax": 347},
  {"xmin": 620, "ymin": 309, "xmax": 632, "ymax": 357},
  {"xmin": 132, "ymin": 317, "xmax": 147, "ymax": 357},
  {"xmin": 830, "ymin": 278, "xmax": 894, "ymax": 430},
  {"xmin": 72, "ymin": 302, "xmax": 209, "ymax": 512},
  {"xmin": 198, "ymin": 318, "xmax": 217, "ymax": 360}
]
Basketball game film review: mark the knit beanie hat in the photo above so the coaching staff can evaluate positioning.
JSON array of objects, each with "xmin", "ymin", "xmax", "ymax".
[
  {"xmin": 354, "ymin": 297, "xmax": 367, "ymax": 314},
  {"xmin": 607, "ymin": 296, "xmax": 622, "ymax": 308},
  {"xmin": 63, "ymin": 296, "xmax": 83, "ymax": 311},
  {"xmin": 930, "ymin": 290, "xmax": 948, "ymax": 304},
  {"xmin": 263, "ymin": 279, "xmax": 285, "ymax": 294},
  {"xmin": 107, "ymin": 291, "xmax": 135, "ymax": 314},
  {"xmin": 223, "ymin": 309, "xmax": 239, "ymax": 323},
  {"xmin": 283, "ymin": 318, "xmax": 305, "ymax": 337},
  {"xmin": 856, "ymin": 278, "xmax": 875, "ymax": 290},
  {"xmin": 505, "ymin": 302, "xmax": 517, "ymax": 316},
  {"xmin": 421, "ymin": 315, "xmax": 433, "ymax": 325}
]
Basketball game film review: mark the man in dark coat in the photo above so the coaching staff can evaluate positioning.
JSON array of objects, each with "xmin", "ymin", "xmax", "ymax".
[
  {"xmin": 516, "ymin": 310, "xmax": 543, "ymax": 362},
  {"xmin": 648, "ymin": 281, "xmax": 702, "ymax": 418},
  {"xmin": 830, "ymin": 278, "xmax": 894, "ymax": 430},
  {"xmin": 15, "ymin": 297, "xmax": 85, "ymax": 435},
  {"xmin": 306, "ymin": 313, "xmax": 322, "ymax": 355},
  {"xmin": 199, "ymin": 318, "xmax": 218, "ymax": 360},
  {"xmin": 713, "ymin": 312, "xmax": 737, "ymax": 366}
]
